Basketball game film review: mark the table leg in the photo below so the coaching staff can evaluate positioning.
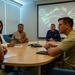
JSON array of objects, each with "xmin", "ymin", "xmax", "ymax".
[{"xmin": 38, "ymin": 66, "xmax": 41, "ymax": 75}]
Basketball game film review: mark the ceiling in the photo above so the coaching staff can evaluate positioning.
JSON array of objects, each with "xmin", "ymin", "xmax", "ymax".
[
  {"xmin": 13, "ymin": 0, "xmax": 52, "ymax": 5},
  {"xmin": 4, "ymin": 0, "xmax": 48, "ymax": 7},
  {"xmin": 12, "ymin": 0, "xmax": 72, "ymax": 5},
  {"xmin": 5, "ymin": 0, "xmax": 71, "ymax": 6},
  {"xmin": 13, "ymin": 0, "xmax": 46, "ymax": 3}
]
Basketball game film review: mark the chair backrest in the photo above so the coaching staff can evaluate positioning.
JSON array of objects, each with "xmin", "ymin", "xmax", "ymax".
[
  {"xmin": 3, "ymin": 35, "xmax": 11, "ymax": 43},
  {"xmin": 47, "ymin": 68, "xmax": 75, "ymax": 75}
]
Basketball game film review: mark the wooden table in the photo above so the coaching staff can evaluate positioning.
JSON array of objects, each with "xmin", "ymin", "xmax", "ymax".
[{"xmin": 1, "ymin": 41, "xmax": 56, "ymax": 75}]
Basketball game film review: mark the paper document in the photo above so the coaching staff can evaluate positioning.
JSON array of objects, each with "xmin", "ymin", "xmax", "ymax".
[
  {"xmin": 14, "ymin": 46, "xmax": 23, "ymax": 48},
  {"xmin": 28, "ymin": 42, "xmax": 37, "ymax": 44},
  {"xmin": 4, "ymin": 53, "xmax": 17, "ymax": 59}
]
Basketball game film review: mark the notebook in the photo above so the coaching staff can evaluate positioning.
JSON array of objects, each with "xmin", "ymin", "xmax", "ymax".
[
  {"xmin": 28, "ymin": 43, "xmax": 42, "ymax": 47},
  {"xmin": 36, "ymin": 50, "xmax": 49, "ymax": 55}
]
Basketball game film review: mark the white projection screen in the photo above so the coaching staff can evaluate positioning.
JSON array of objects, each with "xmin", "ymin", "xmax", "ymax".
[{"xmin": 37, "ymin": 1, "xmax": 75, "ymax": 38}]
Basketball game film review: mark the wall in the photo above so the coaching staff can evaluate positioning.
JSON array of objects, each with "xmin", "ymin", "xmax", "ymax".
[
  {"xmin": 6, "ymin": 3, "xmax": 20, "ymax": 34},
  {"xmin": 0, "ymin": 0, "xmax": 20, "ymax": 34},
  {"xmin": 21, "ymin": 0, "xmax": 72, "ymax": 41},
  {"xmin": 0, "ymin": 0, "xmax": 72, "ymax": 41},
  {"xmin": 0, "ymin": 0, "xmax": 71, "ymax": 41},
  {"xmin": 21, "ymin": 4, "xmax": 37, "ymax": 41},
  {"xmin": 0, "ymin": 0, "xmax": 5, "ymax": 34}
]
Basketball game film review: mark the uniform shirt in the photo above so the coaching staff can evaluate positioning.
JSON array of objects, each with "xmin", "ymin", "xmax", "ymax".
[
  {"xmin": 58, "ymin": 30, "xmax": 75, "ymax": 69},
  {"xmin": 11, "ymin": 31, "xmax": 27, "ymax": 44},
  {"xmin": 46, "ymin": 29, "xmax": 61, "ymax": 41}
]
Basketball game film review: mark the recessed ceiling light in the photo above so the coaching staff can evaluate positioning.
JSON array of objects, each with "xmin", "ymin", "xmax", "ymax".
[{"xmin": 13, "ymin": 0, "xmax": 25, "ymax": 5}]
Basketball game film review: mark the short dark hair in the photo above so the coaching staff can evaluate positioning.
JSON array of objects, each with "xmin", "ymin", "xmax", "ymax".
[
  {"xmin": 51, "ymin": 24, "xmax": 55, "ymax": 27},
  {"xmin": 18, "ymin": 24, "xmax": 24, "ymax": 27},
  {"xmin": 58, "ymin": 17, "xmax": 73, "ymax": 28}
]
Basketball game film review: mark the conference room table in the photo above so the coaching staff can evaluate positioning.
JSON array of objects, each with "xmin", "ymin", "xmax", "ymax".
[{"xmin": 0, "ymin": 41, "xmax": 59, "ymax": 75}]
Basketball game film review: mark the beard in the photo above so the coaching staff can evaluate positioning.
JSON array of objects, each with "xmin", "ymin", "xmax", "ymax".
[{"xmin": 19, "ymin": 30, "xmax": 23, "ymax": 33}]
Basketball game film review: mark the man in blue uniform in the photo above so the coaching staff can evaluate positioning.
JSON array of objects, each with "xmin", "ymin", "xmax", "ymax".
[{"xmin": 46, "ymin": 24, "xmax": 61, "ymax": 41}]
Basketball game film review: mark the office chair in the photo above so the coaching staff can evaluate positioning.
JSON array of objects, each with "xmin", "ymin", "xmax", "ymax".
[
  {"xmin": 3, "ymin": 35, "xmax": 11, "ymax": 43},
  {"xmin": 47, "ymin": 68, "xmax": 75, "ymax": 75}
]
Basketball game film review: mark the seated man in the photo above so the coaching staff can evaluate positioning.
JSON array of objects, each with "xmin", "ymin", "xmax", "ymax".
[
  {"xmin": 46, "ymin": 24, "xmax": 61, "ymax": 41},
  {"xmin": 44, "ymin": 17, "xmax": 75, "ymax": 70},
  {"xmin": 11, "ymin": 24, "xmax": 29, "ymax": 44},
  {"xmin": 11, "ymin": 24, "xmax": 29, "ymax": 71}
]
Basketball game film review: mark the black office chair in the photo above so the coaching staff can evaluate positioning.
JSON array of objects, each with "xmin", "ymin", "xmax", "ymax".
[{"xmin": 47, "ymin": 68, "xmax": 75, "ymax": 75}]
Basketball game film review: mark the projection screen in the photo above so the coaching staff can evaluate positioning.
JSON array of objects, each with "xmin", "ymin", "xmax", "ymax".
[{"xmin": 37, "ymin": 1, "xmax": 75, "ymax": 38}]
